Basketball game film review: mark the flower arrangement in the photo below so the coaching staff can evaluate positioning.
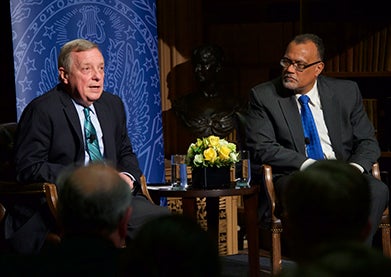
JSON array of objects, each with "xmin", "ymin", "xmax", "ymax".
[{"xmin": 186, "ymin": 135, "xmax": 239, "ymax": 168}]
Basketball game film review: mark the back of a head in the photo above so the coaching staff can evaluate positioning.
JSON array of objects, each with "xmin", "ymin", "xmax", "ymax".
[
  {"xmin": 283, "ymin": 160, "xmax": 370, "ymax": 254},
  {"xmin": 280, "ymin": 242, "xmax": 391, "ymax": 277},
  {"xmin": 124, "ymin": 214, "xmax": 221, "ymax": 277},
  {"xmin": 57, "ymin": 163, "xmax": 131, "ymax": 236}
]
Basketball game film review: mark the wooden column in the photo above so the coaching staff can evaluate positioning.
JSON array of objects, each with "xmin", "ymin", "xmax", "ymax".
[
  {"xmin": 157, "ymin": 0, "xmax": 203, "ymax": 157},
  {"xmin": 157, "ymin": 0, "xmax": 203, "ymax": 111}
]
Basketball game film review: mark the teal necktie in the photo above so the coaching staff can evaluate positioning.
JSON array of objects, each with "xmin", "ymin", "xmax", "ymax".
[
  {"xmin": 83, "ymin": 107, "xmax": 103, "ymax": 161},
  {"xmin": 298, "ymin": 95, "xmax": 324, "ymax": 160}
]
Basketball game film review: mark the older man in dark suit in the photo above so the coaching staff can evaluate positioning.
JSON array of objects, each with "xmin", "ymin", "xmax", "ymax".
[
  {"xmin": 246, "ymin": 33, "xmax": 389, "ymax": 245},
  {"xmin": 7, "ymin": 38, "xmax": 168, "ymax": 254}
]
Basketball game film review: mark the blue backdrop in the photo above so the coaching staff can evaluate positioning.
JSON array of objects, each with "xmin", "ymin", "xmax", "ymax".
[{"xmin": 10, "ymin": 0, "xmax": 165, "ymax": 183}]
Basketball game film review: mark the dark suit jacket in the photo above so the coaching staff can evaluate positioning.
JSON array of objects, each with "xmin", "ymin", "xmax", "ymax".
[
  {"xmin": 14, "ymin": 84, "xmax": 142, "ymax": 184},
  {"xmin": 6, "ymin": 84, "xmax": 142, "ymax": 253},
  {"xmin": 246, "ymin": 75, "xmax": 380, "ymax": 174},
  {"xmin": 245, "ymin": 76, "xmax": 389, "ymax": 240}
]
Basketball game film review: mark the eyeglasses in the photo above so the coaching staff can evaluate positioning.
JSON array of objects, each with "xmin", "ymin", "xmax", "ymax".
[{"xmin": 280, "ymin": 58, "xmax": 322, "ymax": 72}]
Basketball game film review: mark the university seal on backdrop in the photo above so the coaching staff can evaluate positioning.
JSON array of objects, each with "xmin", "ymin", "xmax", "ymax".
[{"xmin": 10, "ymin": 0, "xmax": 165, "ymax": 182}]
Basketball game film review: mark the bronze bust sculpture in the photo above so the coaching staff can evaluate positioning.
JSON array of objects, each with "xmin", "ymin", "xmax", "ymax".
[{"xmin": 173, "ymin": 44, "xmax": 244, "ymax": 138}]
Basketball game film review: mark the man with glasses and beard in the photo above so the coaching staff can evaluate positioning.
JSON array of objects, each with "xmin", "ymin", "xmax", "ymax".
[{"xmin": 245, "ymin": 33, "xmax": 389, "ymax": 247}]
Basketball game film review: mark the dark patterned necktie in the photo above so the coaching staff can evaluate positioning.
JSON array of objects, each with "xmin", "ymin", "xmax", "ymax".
[
  {"xmin": 83, "ymin": 107, "xmax": 103, "ymax": 161},
  {"xmin": 298, "ymin": 95, "xmax": 324, "ymax": 160}
]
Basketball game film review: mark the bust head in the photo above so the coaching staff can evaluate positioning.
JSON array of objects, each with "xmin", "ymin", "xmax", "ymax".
[
  {"xmin": 172, "ymin": 44, "xmax": 245, "ymax": 139},
  {"xmin": 191, "ymin": 44, "xmax": 224, "ymax": 86}
]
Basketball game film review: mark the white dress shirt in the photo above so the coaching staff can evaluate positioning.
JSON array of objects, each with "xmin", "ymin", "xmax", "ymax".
[{"xmin": 296, "ymin": 81, "xmax": 364, "ymax": 173}]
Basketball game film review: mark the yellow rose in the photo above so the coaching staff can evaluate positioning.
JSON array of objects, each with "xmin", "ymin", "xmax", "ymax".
[
  {"xmin": 204, "ymin": 147, "xmax": 217, "ymax": 163},
  {"xmin": 219, "ymin": 145, "xmax": 231, "ymax": 160},
  {"xmin": 208, "ymin": 135, "xmax": 220, "ymax": 147}
]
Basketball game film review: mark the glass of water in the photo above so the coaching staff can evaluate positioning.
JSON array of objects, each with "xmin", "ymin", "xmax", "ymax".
[
  {"xmin": 171, "ymin": 154, "xmax": 188, "ymax": 189},
  {"xmin": 235, "ymin": 150, "xmax": 251, "ymax": 188}
]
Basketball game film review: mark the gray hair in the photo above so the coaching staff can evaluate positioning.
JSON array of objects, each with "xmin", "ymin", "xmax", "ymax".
[
  {"xmin": 57, "ymin": 162, "xmax": 132, "ymax": 235},
  {"xmin": 57, "ymin": 39, "xmax": 101, "ymax": 81}
]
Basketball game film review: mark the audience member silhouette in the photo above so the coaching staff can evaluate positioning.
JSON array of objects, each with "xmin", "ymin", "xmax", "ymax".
[
  {"xmin": 279, "ymin": 160, "xmax": 391, "ymax": 276},
  {"xmin": 280, "ymin": 242, "xmax": 391, "ymax": 277},
  {"xmin": 49, "ymin": 163, "xmax": 133, "ymax": 275},
  {"xmin": 122, "ymin": 214, "xmax": 221, "ymax": 277},
  {"xmin": 283, "ymin": 160, "xmax": 371, "ymax": 258},
  {"xmin": 1, "ymin": 163, "xmax": 132, "ymax": 276}
]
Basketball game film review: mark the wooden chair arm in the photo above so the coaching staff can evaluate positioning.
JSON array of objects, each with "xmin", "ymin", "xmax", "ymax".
[
  {"xmin": 0, "ymin": 202, "xmax": 5, "ymax": 223},
  {"xmin": 140, "ymin": 175, "xmax": 155, "ymax": 204},
  {"xmin": 0, "ymin": 181, "xmax": 58, "ymax": 219},
  {"xmin": 372, "ymin": 162, "xmax": 390, "ymax": 219},
  {"xmin": 260, "ymin": 160, "xmax": 391, "ymax": 268},
  {"xmin": 43, "ymin": 183, "xmax": 58, "ymax": 218},
  {"xmin": 372, "ymin": 162, "xmax": 381, "ymax": 180},
  {"xmin": 262, "ymin": 164, "xmax": 279, "ymax": 223},
  {"xmin": 262, "ymin": 162, "xmax": 383, "ymax": 221}
]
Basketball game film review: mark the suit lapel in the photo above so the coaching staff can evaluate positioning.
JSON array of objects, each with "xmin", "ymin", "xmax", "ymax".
[
  {"xmin": 279, "ymin": 95, "xmax": 306, "ymax": 155},
  {"xmin": 58, "ymin": 89, "xmax": 85, "ymax": 161},
  {"xmin": 94, "ymin": 95, "xmax": 115, "ymax": 160},
  {"xmin": 317, "ymin": 78, "xmax": 343, "ymax": 159}
]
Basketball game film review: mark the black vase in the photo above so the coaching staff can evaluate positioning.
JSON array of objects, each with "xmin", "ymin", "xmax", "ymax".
[{"xmin": 191, "ymin": 166, "xmax": 231, "ymax": 189}]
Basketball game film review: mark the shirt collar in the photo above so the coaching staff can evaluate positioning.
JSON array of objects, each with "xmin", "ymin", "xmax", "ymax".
[
  {"xmin": 72, "ymin": 99, "xmax": 97, "ymax": 115},
  {"xmin": 295, "ymin": 80, "xmax": 321, "ymax": 108}
]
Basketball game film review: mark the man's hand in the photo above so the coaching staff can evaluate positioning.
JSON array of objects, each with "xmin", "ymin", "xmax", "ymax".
[{"xmin": 119, "ymin": 172, "xmax": 134, "ymax": 189}]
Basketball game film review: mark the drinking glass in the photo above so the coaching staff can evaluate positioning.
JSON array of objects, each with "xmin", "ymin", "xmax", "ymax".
[
  {"xmin": 235, "ymin": 150, "xmax": 251, "ymax": 188},
  {"xmin": 171, "ymin": 154, "xmax": 188, "ymax": 189}
]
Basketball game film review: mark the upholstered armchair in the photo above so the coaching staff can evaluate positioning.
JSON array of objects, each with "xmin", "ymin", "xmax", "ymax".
[{"xmin": 0, "ymin": 122, "xmax": 60, "ymax": 251}]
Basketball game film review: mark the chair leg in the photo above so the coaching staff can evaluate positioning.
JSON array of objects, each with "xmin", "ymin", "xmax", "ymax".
[
  {"xmin": 381, "ymin": 225, "xmax": 391, "ymax": 257},
  {"xmin": 271, "ymin": 230, "xmax": 282, "ymax": 276}
]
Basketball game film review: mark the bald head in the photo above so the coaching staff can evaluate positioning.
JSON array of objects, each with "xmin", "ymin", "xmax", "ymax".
[
  {"xmin": 57, "ymin": 163, "xmax": 132, "ymax": 237},
  {"xmin": 67, "ymin": 163, "xmax": 124, "ymax": 195}
]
